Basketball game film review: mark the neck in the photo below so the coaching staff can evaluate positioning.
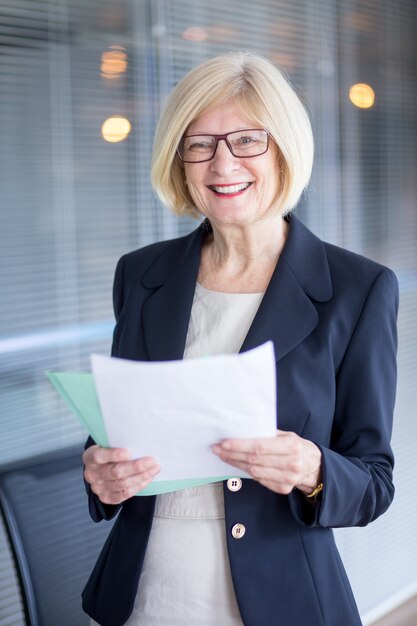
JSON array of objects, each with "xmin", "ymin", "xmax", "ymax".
[
  {"xmin": 205, "ymin": 216, "xmax": 289, "ymax": 268},
  {"xmin": 198, "ymin": 215, "xmax": 289, "ymax": 293}
]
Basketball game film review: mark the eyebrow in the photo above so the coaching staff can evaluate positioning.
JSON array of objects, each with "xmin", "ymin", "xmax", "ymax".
[{"xmin": 185, "ymin": 126, "xmax": 258, "ymax": 135}]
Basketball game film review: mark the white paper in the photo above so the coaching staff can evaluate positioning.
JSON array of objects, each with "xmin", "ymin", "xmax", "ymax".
[{"xmin": 90, "ymin": 341, "xmax": 277, "ymax": 481}]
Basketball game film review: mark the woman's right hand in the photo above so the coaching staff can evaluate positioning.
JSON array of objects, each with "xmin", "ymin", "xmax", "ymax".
[{"xmin": 83, "ymin": 445, "xmax": 160, "ymax": 505}]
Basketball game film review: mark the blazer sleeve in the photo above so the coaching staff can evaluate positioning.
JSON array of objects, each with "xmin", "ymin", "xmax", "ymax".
[
  {"xmin": 84, "ymin": 256, "xmax": 126, "ymax": 523},
  {"xmin": 289, "ymin": 267, "xmax": 399, "ymax": 528}
]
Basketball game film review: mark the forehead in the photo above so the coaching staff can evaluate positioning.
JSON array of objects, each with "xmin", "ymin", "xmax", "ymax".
[{"xmin": 186, "ymin": 101, "xmax": 257, "ymax": 135}]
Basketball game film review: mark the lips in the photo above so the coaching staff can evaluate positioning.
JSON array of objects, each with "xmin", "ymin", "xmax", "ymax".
[{"xmin": 207, "ymin": 182, "xmax": 253, "ymax": 195}]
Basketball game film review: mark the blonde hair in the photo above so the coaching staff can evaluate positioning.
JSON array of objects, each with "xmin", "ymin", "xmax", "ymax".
[{"xmin": 151, "ymin": 51, "xmax": 314, "ymax": 218}]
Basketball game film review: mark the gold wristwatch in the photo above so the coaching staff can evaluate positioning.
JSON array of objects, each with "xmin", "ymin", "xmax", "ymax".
[{"xmin": 304, "ymin": 482, "xmax": 324, "ymax": 500}]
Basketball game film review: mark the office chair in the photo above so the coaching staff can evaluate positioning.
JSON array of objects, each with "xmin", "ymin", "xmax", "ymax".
[
  {"xmin": 0, "ymin": 446, "xmax": 115, "ymax": 626},
  {"xmin": 0, "ymin": 510, "xmax": 25, "ymax": 625}
]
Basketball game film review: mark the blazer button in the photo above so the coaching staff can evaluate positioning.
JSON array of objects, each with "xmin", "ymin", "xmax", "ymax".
[
  {"xmin": 231, "ymin": 523, "xmax": 246, "ymax": 539},
  {"xmin": 227, "ymin": 477, "xmax": 242, "ymax": 492}
]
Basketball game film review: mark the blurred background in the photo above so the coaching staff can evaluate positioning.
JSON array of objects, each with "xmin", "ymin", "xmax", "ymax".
[{"xmin": 0, "ymin": 0, "xmax": 416, "ymax": 624}]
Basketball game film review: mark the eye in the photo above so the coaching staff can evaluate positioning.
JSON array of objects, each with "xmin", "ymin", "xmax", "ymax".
[
  {"xmin": 230, "ymin": 134, "xmax": 262, "ymax": 150},
  {"xmin": 229, "ymin": 131, "xmax": 268, "ymax": 154},
  {"xmin": 237, "ymin": 135, "xmax": 258, "ymax": 145},
  {"xmin": 184, "ymin": 138, "xmax": 214, "ymax": 152},
  {"xmin": 190, "ymin": 142, "xmax": 211, "ymax": 150}
]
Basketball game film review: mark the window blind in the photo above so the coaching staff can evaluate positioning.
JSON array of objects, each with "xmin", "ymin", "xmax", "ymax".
[
  {"xmin": 1, "ymin": 0, "xmax": 154, "ymax": 463},
  {"xmin": 332, "ymin": 1, "xmax": 417, "ymax": 622},
  {"xmin": 1, "ymin": 0, "xmax": 416, "ymax": 621}
]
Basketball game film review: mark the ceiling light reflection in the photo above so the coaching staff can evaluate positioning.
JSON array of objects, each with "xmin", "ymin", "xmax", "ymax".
[
  {"xmin": 182, "ymin": 26, "xmax": 208, "ymax": 42},
  {"xmin": 349, "ymin": 83, "xmax": 375, "ymax": 108},
  {"xmin": 101, "ymin": 116, "xmax": 131, "ymax": 143},
  {"xmin": 101, "ymin": 45, "xmax": 128, "ymax": 79}
]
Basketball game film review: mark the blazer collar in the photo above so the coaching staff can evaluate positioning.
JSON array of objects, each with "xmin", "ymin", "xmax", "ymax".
[
  {"xmin": 141, "ymin": 216, "xmax": 332, "ymax": 362},
  {"xmin": 141, "ymin": 226, "xmax": 203, "ymax": 361}
]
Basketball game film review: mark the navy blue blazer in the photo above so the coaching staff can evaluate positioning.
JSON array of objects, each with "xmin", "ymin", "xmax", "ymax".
[{"xmin": 82, "ymin": 215, "xmax": 399, "ymax": 626}]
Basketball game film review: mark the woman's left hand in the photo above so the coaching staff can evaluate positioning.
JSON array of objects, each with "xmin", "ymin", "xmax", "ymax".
[{"xmin": 212, "ymin": 429, "xmax": 322, "ymax": 495}]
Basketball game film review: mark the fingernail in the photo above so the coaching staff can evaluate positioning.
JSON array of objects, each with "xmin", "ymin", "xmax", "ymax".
[
  {"xmin": 221, "ymin": 441, "xmax": 231, "ymax": 450},
  {"xmin": 212, "ymin": 445, "xmax": 221, "ymax": 454}
]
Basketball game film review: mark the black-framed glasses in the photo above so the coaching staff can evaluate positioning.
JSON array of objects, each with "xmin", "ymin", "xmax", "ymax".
[{"xmin": 177, "ymin": 128, "xmax": 270, "ymax": 163}]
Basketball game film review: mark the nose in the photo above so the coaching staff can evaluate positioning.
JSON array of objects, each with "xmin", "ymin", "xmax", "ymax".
[{"xmin": 209, "ymin": 139, "xmax": 240, "ymax": 175}]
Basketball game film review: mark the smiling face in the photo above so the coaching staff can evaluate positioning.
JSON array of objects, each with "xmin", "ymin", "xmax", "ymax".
[{"xmin": 183, "ymin": 102, "xmax": 281, "ymax": 227}]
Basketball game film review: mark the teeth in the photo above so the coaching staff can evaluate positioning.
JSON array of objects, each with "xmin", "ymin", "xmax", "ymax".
[{"xmin": 210, "ymin": 182, "xmax": 251, "ymax": 194}]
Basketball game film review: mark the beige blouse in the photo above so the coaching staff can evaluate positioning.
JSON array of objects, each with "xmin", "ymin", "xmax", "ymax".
[{"xmin": 92, "ymin": 283, "xmax": 264, "ymax": 626}]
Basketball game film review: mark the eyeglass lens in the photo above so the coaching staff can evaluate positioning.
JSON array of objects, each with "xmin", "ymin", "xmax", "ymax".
[{"xmin": 179, "ymin": 129, "xmax": 268, "ymax": 163}]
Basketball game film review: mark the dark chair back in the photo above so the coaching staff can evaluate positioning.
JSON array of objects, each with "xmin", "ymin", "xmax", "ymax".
[{"xmin": 0, "ymin": 446, "xmax": 114, "ymax": 626}]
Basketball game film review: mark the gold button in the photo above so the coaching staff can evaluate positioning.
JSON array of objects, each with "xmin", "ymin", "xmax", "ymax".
[
  {"xmin": 231, "ymin": 523, "xmax": 246, "ymax": 539},
  {"xmin": 227, "ymin": 477, "xmax": 242, "ymax": 492}
]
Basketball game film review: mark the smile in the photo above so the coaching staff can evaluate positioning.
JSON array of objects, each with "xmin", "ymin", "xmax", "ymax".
[{"xmin": 207, "ymin": 182, "xmax": 253, "ymax": 196}]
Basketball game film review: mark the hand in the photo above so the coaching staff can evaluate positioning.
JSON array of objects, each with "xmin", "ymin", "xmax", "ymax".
[
  {"xmin": 212, "ymin": 430, "xmax": 322, "ymax": 495},
  {"xmin": 83, "ymin": 445, "xmax": 160, "ymax": 505}
]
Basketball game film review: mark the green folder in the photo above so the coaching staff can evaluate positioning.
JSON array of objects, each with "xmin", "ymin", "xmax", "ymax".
[{"xmin": 47, "ymin": 371, "xmax": 230, "ymax": 495}]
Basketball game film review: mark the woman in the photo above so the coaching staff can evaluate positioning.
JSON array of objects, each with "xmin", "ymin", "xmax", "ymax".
[{"xmin": 82, "ymin": 52, "xmax": 398, "ymax": 626}]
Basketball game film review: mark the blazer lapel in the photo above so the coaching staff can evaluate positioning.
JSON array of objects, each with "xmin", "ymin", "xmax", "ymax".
[
  {"xmin": 240, "ymin": 216, "xmax": 333, "ymax": 361},
  {"xmin": 240, "ymin": 261, "xmax": 319, "ymax": 361},
  {"xmin": 141, "ymin": 225, "xmax": 204, "ymax": 361}
]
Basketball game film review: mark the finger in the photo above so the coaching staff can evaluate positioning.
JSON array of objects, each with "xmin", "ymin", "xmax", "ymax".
[
  {"xmin": 83, "ymin": 445, "xmax": 132, "ymax": 466},
  {"xmin": 85, "ymin": 456, "xmax": 159, "ymax": 485},
  {"xmin": 212, "ymin": 447, "xmax": 247, "ymax": 462},
  {"xmin": 219, "ymin": 455, "xmax": 296, "ymax": 482},
  {"xmin": 217, "ymin": 456, "xmax": 252, "ymax": 473},
  {"xmin": 109, "ymin": 457, "xmax": 159, "ymax": 481},
  {"xmin": 213, "ymin": 447, "xmax": 270, "ymax": 465},
  {"xmin": 250, "ymin": 464, "xmax": 300, "ymax": 485},
  {"xmin": 216, "ymin": 447, "xmax": 302, "ymax": 483},
  {"xmin": 113, "ymin": 463, "xmax": 161, "ymax": 494},
  {"xmin": 213, "ymin": 446, "xmax": 290, "ymax": 468},
  {"xmin": 215, "ymin": 436, "xmax": 288, "ymax": 456},
  {"xmin": 218, "ymin": 432, "xmax": 303, "ymax": 463},
  {"xmin": 91, "ymin": 465, "xmax": 161, "ymax": 504}
]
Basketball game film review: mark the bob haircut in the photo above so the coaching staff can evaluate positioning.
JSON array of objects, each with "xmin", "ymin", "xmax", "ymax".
[{"xmin": 151, "ymin": 51, "xmax": 314, "ymax": 219}]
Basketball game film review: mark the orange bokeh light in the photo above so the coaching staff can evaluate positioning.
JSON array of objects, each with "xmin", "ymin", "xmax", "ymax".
[
  {"xmin": 349, "ymin": 83, "xmax": 375, "ymax": 109},
  {"xmin": 101, "ymin": 45, "xmax": 128, "ymax": 79}
]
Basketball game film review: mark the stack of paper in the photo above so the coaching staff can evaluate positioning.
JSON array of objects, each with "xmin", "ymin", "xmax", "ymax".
[{"xmin": 47, "ymin": 341, "xmax": 276, "ymax": 495}]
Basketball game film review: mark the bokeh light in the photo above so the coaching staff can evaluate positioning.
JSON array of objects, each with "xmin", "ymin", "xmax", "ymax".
[
  {"xmin": 182, "ymin": 26, "xmax": 208, "ymax": 42},
  {"xmin": 101, "ymin": 45, "xmax": 128, "ymax": 79},
  {"xmin": 349, "ymin": 83, "xmax": 375, "ymax": 108},
  {"xmin": 101, "ymin": 116, "xmax": 131, "ymax": 143}
]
